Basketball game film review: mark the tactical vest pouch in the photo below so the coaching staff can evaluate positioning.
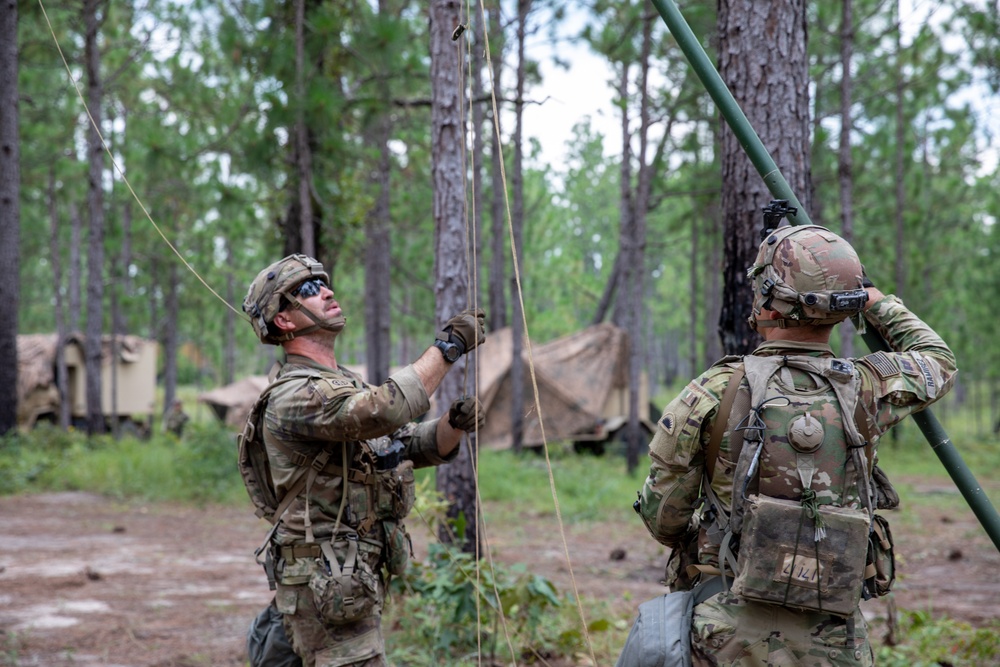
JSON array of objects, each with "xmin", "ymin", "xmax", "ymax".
[
  {"xmin": 731, "ymin": 495, "xmax": 870, "ymax": 617},
  {"xmin": 864, "ymin": 514, "xmax": 895, "ymax": 598},
  {"xmin": 375, "ymin": 460, "xmax": 416, "ymax": 521},
  {"xmin": 309, "ymin": 536, "xmax": 381, "ymax": 625},
  {"xmin": 382, "ymin": 520, "xmax": 413, "ymax": 576}
]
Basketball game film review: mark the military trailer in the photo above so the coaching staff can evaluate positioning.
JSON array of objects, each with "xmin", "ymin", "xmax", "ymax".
[{"xmin": 16, "ymin": 333, "xmax": 158, "ymax": 434}]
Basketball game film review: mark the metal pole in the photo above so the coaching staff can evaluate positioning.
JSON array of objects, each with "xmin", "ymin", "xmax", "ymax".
[{"xmin": 649, "ymin": 0, "xmax": 1000, "ymax": 552}]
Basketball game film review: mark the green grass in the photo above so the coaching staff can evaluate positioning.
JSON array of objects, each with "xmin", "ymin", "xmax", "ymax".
[{"xmin": 0, "ymin": 421, "xmax": 246, "ymax": 504}]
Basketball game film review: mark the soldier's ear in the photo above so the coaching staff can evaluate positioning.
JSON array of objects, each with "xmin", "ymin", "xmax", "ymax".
[{"xmin": 272, "ymin": 310, "xmax": 297, "ymax": 332}]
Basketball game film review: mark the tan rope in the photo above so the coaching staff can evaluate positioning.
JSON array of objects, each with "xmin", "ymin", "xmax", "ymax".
[{"xmin": 476, "ymin": 4, "xmax": 598, "ymax": 664}]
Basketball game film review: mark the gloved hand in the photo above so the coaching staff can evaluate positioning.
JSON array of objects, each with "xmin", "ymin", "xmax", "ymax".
[
  {"xmin": 442, "ymin": 308, "xmax": 486, "ymax": 354},
  {"xmin": 448, "ymin": 396, "xmax": 485, "ymax": 432}
]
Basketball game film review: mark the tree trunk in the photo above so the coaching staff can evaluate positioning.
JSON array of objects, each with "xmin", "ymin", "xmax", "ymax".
[
  {"xmin": 294, "ymin": 0, "xmax": 316, "ymax": 258},
  {"xmin": 509, "ymin": 0, "xmax": 530, "ymax": 454},
  {"xmin": 893, "ymin": 0, "xmax": 906, "ymax": 300},
  {"xmin": 162, "ymin": 258, "xmax": 180, "ymax": 417},
  {"xmin": 624, "ymin": 12, "xmax": 655, "ymax": 474},
  {"xmin": 0, "ymin": 0, "xmax": 20, "ymax": 435},
  {"xmin": 470, "ymin": 4, "xmax": 486, "ymax": 309},
  {"xmin": 430, "ymin": 0, "xmax": 479, "ymax": 555},
  {"xmin": 838, "ymin": 0, "xmax": 856, "ymax": 358},
  {"xmin": 47, "ymin": 168, "xmax": 70, "ymax": 430},
  {"xmin": 225, "ymin": 270, "xmax": 236, "ymax": 385},
  {"xmin": 364, "ymin": 114, "xmax": 392, "ymax": 386},
  {"xmin": 69, "ymin": 201, "xmax": 82, "ymax": 332},
  {"xmin": 84, "ymin": 0, "xmax": 107, "ymax": 435},
  {"xmin": 717, "ymin": 0, "xmax": 811, "ymax": 355},
  {"xmin": 612, "ymin": 62, "xmax": 632, "ymax": 330},
  {"xmin": 488, "ymin": 7, "xmax": 507, "ymax": 333}
]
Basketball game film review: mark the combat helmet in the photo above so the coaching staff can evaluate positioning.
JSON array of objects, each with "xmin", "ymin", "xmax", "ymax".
[
  {"xmin": 747, "ymin": 225, "xmax": 868, "ymax": 330},
  {"xmin": 242, "ymin": 254, "xmax": 344, "ymax": 344}
]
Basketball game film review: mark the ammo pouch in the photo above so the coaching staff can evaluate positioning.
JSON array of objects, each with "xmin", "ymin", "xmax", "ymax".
[
  {"xmin": 864, "ymin": 514, "xmax": 895, "ymax": 598},
  {"xmin": 309, "ymin": 535, "xmax": 381, "ymax": 625},
  {"xmin": 375, "ymin": 460, "xmax": 415, "ymax": 521},
  {"xmin": 382, "ymin": 520, "xmax": 413, "ymax": 576},
  {"xmin": 731, "ymin": 495, "xmax": 870, "ymax": 617}
]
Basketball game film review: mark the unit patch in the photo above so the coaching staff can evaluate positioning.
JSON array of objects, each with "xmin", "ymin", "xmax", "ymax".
[
  {"xmin": 660, "ymin": 413, "xmax": 676, "ymax": 435},
  {"xmin": 898, "ymin": 357, "xmax": 919, "ymax": 377},
  {"xmin": 863, "ymin": 351, "xmax": 900, "ymax": 380}
]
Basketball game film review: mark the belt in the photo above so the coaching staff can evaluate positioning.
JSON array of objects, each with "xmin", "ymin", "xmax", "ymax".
[{"xmin": 280, "ymin": 543, "xmax": 323, "ymax": 561}]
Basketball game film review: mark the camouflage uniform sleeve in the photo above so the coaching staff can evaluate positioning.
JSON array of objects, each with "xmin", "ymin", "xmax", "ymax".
[
  {"xmin": 856, "ymin": 294, "xmax": 958, "ymax": 438},
  {"xmin": 266, "ymin": 364, "xmax": 431, "ymax": 443},
  {"xmin": 391, "ymin": 419, "xmax": 461, "ymax": 469},
  {"xmin": 636, "ymin": 370, "xmax": 725, "ymax": 548}
]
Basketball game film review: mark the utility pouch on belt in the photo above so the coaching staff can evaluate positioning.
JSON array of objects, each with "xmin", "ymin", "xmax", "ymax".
[
  {"xmin": 382, "ymin": 520, "xmax": 413, "ymax": 576},
  {"xmin": 375, "ymin": 460, "xmax": 416, "ymax": 521},
  {"xmin": 863, "ymin": 514, "xmax": 895, "ymax": 599},
  {"xmin": 309, "ymin": 535, "xmax": 381, "ymax": 625},
  {"xmin": 731, "ymin": 495, "xmax": 870, "ymax": 617}
]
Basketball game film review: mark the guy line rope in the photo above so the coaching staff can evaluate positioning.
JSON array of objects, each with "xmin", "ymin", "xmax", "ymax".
[{"xmin": 40, "ymin": 0, "xmax": 602, "ymax": 662}]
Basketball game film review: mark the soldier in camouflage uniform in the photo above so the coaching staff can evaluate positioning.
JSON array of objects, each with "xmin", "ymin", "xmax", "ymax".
[
  {"xmin": 243, "ymin": 254, "xmax": 486, "ymax": 667},
  {"xmin": 163, "ymin": 399, "xmax": 189, "ymax": 437},
  {"xmin": 634, "ymin": 225, "xmax": 956, "ymax": 666}
]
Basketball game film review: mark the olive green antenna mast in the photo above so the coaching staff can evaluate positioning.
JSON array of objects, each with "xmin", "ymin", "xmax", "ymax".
[{"xmin": 648, "ymin": 0, "xmax": 1000, "ymax": 551}]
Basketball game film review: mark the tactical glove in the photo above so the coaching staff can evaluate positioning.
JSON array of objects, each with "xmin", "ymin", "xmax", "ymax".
[
  {"xmin": 448, "ymin": 396, "xmax": 485, "ymax": 432},
  {"xmin": 441, "ymin": 308, "xmax": 486, "ymax": 355}
]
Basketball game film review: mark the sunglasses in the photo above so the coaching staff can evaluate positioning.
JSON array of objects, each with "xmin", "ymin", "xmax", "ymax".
[{"xmin": 291, "ymin": 278, "xmax": 327, "ymax": 298}]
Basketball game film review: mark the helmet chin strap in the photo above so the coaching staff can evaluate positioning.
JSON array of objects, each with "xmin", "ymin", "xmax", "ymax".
[{"xmin": 278, "ymin": 299, "xmax": 346, "ymax": 341}]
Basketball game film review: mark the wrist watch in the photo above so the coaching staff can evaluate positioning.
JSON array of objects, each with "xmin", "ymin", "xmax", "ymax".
[{"xmin": 434, "ymin": 338, "xmax": 462, "ymax": 363}]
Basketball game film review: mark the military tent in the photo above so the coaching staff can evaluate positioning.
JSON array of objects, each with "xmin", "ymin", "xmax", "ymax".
[
  {"xmin": 199, "ymin": 375, "xmax": 270, "ymax": 428},
  {"xmin": 475, "ymin": 323, "xmax": 655, "ymax": 449}
]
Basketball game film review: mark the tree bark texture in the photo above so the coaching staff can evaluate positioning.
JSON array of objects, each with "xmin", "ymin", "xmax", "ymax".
[
  {"xmin": 487, "ymin": 7, "xmax": 507, "ymax": 333},
  {"xmin": 0, "ymin": 0, "xmax": 20, "ymax": 434},
  {"xmin": 509, "ymin": 0, "xmax": 530, "ymax": 453},
  {"xmin": 364, "ymin": 114, "xmax": 392, "ymax": 386},
  {"xmin": 84, "ymin": 0, "xmax": 107, "ymax": 434},
  {"xmin": 893, "ymin": 0, "xmax": 906, "ymax": 300},
  {"xmin": 430, "ymin": 0, "xmax": 480, "ymax": 554},
  {"xmin": 717, "ymin": 0, "xmax": 811, "ymax": 355},
  {"xmin": 47, "ymin": 169, "xmax": 70, "ymax": 429},
  {"xmin": 294, "ymin": 0, "xmax": 316, "ymax": 259},
  {"xmin": 838, "ymin": 0, "xmax": 856, "ymax": 358},
  {"xmin": 624, "ymin": 13, "xmax": 654, "ymax": 474}
]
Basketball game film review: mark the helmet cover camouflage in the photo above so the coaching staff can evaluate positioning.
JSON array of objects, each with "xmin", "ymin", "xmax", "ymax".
[
  {"xmin": 243, "ymin": 254, "xmax": 331, "ymax": 344},
  {"xmin": 747, "ymin": 225, "xmax": 866, "ymax": 330}
]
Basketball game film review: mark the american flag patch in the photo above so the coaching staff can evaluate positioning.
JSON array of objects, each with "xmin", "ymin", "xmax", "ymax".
[{"xmin": 865, "ymin": 351, "xmax": 899, "ymax": 379}]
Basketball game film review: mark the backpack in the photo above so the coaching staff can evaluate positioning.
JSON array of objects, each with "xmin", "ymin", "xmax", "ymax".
[
  {"xmin": 700, "ymin": 354, "xmax": 894, "ymax": 616},
  {"xmin": 237, "ymin": 370, "xmax": 321, "ymax": 525},
  {"xmin": 237, "ymin": 369, "xmax": 345, "ymax": 590}
]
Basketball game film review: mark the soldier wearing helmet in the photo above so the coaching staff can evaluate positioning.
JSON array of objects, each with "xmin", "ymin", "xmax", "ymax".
[
  {"xmin": 623, "ymin": 223, "xmax": 957, "ymax": 666},
  {"xmin": 242, "ymin": 254, "xmax": 486, "ymax": 667}
]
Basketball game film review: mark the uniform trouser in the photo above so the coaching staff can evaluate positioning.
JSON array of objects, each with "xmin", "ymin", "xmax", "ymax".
[
  {"xmin": 691, "ymin": 592, "xmax": 874, "ymax": 667},
  {"xmin": 275, "ymin": 579, "xmax": 386, "ymax": 667}
]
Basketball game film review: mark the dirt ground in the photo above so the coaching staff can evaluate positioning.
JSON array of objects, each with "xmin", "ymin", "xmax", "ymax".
[{"xmin": 1, "ymin": 481, "xmax": 998, "ymax": 667}]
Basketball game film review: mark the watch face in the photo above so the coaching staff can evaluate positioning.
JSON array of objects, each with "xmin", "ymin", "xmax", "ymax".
[{"xmin": 436, "ymin": 340, "xmax": 460, "ymax": 362}]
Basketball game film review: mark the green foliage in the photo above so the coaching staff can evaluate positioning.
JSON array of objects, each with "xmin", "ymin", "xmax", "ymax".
[
  {"xmin": 0, "ymin": 422, "xmax": 245, "ymax": 504},
  {"xmin": 874, "ymin": 609, "xmax": 1000, "ymax": 667},
  {"xmin": 474, "ymin": 448, "xmax": 642, "ymax": 523},
  {"xmin": 385, "ymin": 541, "xmax": 612, "ymax": 666}
]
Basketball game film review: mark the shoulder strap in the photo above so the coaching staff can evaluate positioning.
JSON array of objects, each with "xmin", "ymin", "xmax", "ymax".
[
  {"xmin": 706, "ymin": 365, "xmax": 745, "ymax": 484},
  {"xmin": 854, "ymin": 401, "xmax": 875, "ymax": 480}
]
